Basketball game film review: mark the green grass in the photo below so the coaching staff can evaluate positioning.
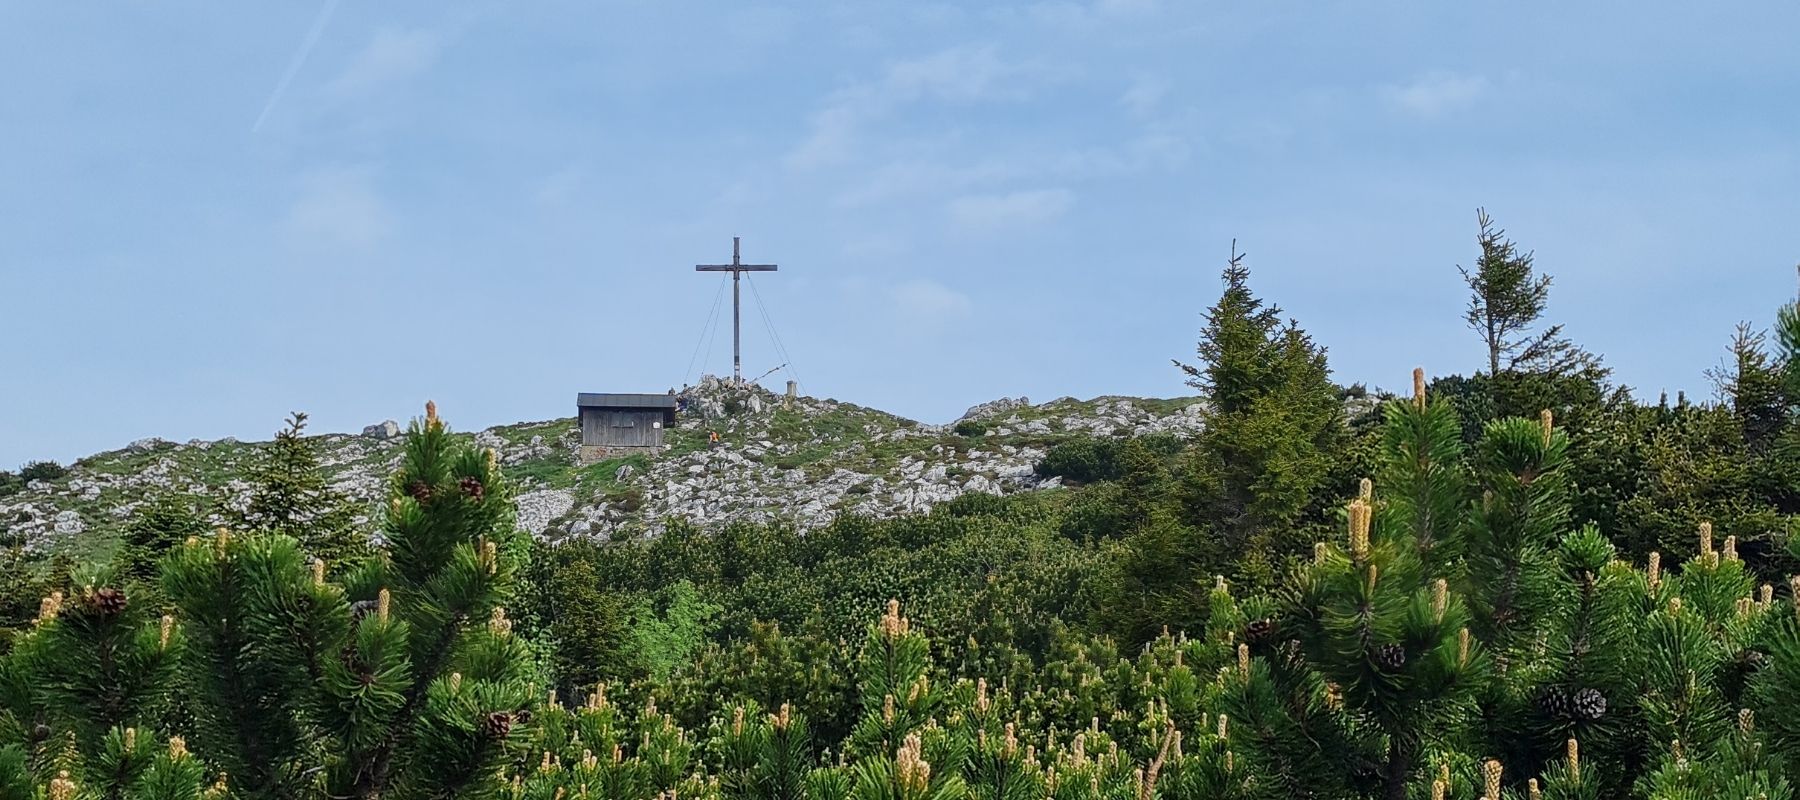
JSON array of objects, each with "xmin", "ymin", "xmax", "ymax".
[{"xmin": 504, "ymin": 457, "xmax": 577, "ymax": 489}]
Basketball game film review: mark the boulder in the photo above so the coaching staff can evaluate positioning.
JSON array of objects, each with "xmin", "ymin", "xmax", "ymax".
[
  {"xmin": 362, "ymin": 420, "xmax": 401, "ymax": 440},
  {"xmin": 958, "ymin": 397, "xmax": 1030, "ymax": 421}
]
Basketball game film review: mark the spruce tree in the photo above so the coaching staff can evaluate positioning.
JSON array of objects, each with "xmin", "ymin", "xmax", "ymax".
[
  {"xmin": 229, "ymin": 412, "xmax": 366, "ymax": 569},
  {"xmin": 117, "ymin": 493, "xmax": 209, "ymax": 588},
  {"xmin": 1460, "ymin": 210, "xmax": 1596, "ymax": 379},
  {"xmin": 1174, "ymin": 244, "xmax": 1345, "ymax": 587}
]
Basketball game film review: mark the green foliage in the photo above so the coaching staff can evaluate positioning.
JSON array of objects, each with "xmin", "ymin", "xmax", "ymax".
[
  {"xmin": 117, "ymin": 494, "xmax": 208, "ymax": 589},
  {"xmin": 1169, "ymin": 248, "xmax": 1348, "ymax": 590},
  {"xmin": 1036, "ymin": 435, "xmax": 1183, "ymax": 486},
  {"xmin": 535, "ymin": 538, "xmax": 642, "ymax": 692},
  {"xmin": 631, "ymin": 580, "xmax": 723, "ymax": 682},
  {"xmin": 952, "ymin": 420, "xmax": 988, "ymax": 438},
  {"xmin": 18, "ymin": 233, "xmax": 1800, "ymax": 799},
  {"xmin": 1460, "ymin": 209, "xmax": 1598, "ymax": 378},
  {"xmin": 23, "ymin": 395, "xmax": 1800, "ymax": 798},
  {"xmin": 0, "ymin": 406, "xmax": 533, "ymax": 799},
  {"xmin": 227, "ymin": 412, "xmax": 367, "ymax": 570},
  {"xmin": 16, "ymin": 461, "xmax": 67, "ymax": 485}
]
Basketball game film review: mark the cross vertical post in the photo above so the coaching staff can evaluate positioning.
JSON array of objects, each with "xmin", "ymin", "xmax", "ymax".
[{"xmin": 696, "ymin": 237, "xmax": 778, "ymax": 385}]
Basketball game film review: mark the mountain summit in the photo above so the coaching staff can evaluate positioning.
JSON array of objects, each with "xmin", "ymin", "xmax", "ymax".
[{"xmin": 1, "ymin": 376, "xmax": 1204, "ymax": 552}]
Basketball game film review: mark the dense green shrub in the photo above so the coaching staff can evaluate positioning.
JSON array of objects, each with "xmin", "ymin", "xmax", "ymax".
[
  {"xmin": 18, "ymin": 399, "xmax": 1800, "ymax": 798},
  {"xmin": 16, "ymin": 460, "xmax": 66, "ymax": 484},
  {"xmin": 951, "ymin": 419, "xmax": 987, "ymax": 437},
  {"xmin": 1036, "ymin": 433, "xmax": 1184, "ymax": 484},
  {"xmin": 1036, "ymin": 437, "xmax": 1114, "ymax": 483}
]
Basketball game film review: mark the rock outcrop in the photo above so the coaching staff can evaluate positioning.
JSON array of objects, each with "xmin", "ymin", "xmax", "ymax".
[{"xmin": 0, "ymin": 376, "xmax": 1207, "ymax": 550}]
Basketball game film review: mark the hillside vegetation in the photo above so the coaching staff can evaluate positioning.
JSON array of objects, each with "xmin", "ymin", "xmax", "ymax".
[
  {"xmin": 0, "ymin": 380, "xmax": 1206, "ymax": 553},
  {"xmin": 4, "ymin": 215, "xmax": 1800, "ymax": 798}
]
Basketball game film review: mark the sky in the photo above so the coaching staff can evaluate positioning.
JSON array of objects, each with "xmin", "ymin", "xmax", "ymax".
[{"xmin": 2, "ymin": 2, "xmax": 1798, "ymax": 467}]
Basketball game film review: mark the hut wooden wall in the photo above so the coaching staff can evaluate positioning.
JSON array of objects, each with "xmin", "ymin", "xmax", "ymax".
[{"xmin": 579, "ymin": 408, "xmax": 664, "ymax": 448}]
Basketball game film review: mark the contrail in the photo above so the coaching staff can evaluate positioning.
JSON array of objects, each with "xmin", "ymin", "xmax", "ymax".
[{"xmin": 252, "ymin": 0, "xmax": 343, "ymax": 132}]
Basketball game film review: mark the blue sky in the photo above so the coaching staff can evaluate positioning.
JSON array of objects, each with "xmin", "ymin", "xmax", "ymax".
[{"xmin": 3, "ymin": 2, "xmax": 1798, "ymax": 467}]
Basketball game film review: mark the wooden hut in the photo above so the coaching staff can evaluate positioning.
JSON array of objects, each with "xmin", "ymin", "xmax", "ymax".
[{"xmin": 576, "ymin": 393, "xmax": 677, "ymax": 463}]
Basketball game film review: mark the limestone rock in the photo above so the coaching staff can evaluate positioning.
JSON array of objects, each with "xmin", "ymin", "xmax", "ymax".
[
  {"xmin": 0, "ymin": 373, "xmax": 1227, "ymax": 548},
  {"xmin": 959, "ymin": 397, "xmax": 1031, "ymax": 421},
  {"xmin": 362, "ymin": 420, "xmax": 401, "ymax": 439}
]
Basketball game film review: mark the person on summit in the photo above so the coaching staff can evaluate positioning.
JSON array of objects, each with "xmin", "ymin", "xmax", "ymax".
[{"xmin": 708, "ymin": 430, "xmax": 721, "ymax": 449}]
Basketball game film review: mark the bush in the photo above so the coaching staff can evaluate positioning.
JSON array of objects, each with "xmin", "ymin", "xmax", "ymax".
[
  {"xmin": 16, "ymin": 461, "xmax": 66, "ymax": 484},
  {"xmin": 1037, "ymin": 434, "xmax": 1185, "ymax": 485},
  {"xmin": 952, "ymin": 419, "xmax": 987, "ymax": 437},
  {"xmin": 1036, "ymin": 437, "xmax": 1118, "ymax": 483}
]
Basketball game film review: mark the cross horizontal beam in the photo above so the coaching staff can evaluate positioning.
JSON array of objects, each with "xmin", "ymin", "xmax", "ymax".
[{"xmin": 696, "ymin": 236, "xmax": 779, "ymax": 385}]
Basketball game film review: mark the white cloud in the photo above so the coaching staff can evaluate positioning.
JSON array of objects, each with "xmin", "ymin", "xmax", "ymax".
[
  {"xmin": 837, "ymin": 159, "xmax": 1013, "ymax": 207},
  {"xmin": 787, "ymin": 44, "xmax": 1044, "ymax": 169},
  {"xmin": 842, "ymin": 235, "xmax": 908, "ymax": 260},
  {"xmin": 1097, "ymin": 0, "xmax": 1160, "ymax": 13},
  {"xmin": 883, "ymin": 45, "xmax": 1018, "ymax": 102},
  {"xmin": 1027, "ymin": 0, "xmax": 1160, "ymax": 28},
  {"xmin": 889, "ymin": 279, "xmax": 973, "ymax": 320},
  {"xmin": 1120, "ymin": 74, "xmax": 1169, "ymax": 116},
  {"xmin": 947, "ymin": 188, "xmax": 1075, "ymax": 230},
  {"xmin": 284, "ymin": 166, "xmax": 389, "ymax": 248},
  {"xmin": 787, "ymin": 105, "xmax": 864, "ymax": 170},
  {"xmin": 1383, "ymin": 71, "xmax": 1488, "ymax": 118},
  {"xmin": 327, "ymin": 28, "xmax": 445, "ymax": 97},
  {"xmin": 838, "ymin": 134, "xmax": 1186, "ymax": 208},
  {"xmin": 533, "ymin": 163, "xmax": 588, "ymax": 206}
]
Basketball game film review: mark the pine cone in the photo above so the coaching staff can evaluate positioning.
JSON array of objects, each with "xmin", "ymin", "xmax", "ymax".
[
  {"xmin": 1535, "ymin": 687, "xmax": 1573, "ymax": 718},
  {"xmin": 84, "ymin": 587, "xmax": 128, "ymax": 618},
  {"xmin": 1570, "ymin": 688, "xmax": 1607, "ymax": 721},
  {"xmin": 1245, "ymin": 618, "xmax": 1276, "ymax": 644},
  {"xmin": 407, "ymin": 480, "xmax": 433, "ymax": 502},
  {"xmin": 349, "ymin": 598, "xmax": 379, "ymax": 623},
  {"xmin": 458, "ymin": 476, "xmax": 486, "ymax": 501},
  {"xmin": 480, "ymin": 711, "xmax": 513, "ymax": 739},
  {"xmin": 1738, "ymin": 649, "xmax": 1769, "ymax": 673},
  {"xmin": 1372, "ymin": 643, "xmax": 1406, "ymax": 672},
  {"xmin": 1278, "ymin": 638, "xmax": 1305, "ymax": 667}
]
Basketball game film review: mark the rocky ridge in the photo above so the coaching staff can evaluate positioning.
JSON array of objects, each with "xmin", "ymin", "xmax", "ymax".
[{"xmin": 0, "ymin": 377, "xmax": 1205, "ymax": 552}]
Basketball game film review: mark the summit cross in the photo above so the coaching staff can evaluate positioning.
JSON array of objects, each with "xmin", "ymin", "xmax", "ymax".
[{"xmin": 695, "ymin": 237, "xmax": 778, "ymax": 385}]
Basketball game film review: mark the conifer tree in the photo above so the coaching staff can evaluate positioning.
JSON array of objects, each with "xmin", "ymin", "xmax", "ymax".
[
  {"xmin": 1174, "ymin": 244, "xmax": 1345, "ymax": 587},
  {"xmin": 0, "ymin": 403, "xmax": 531, "ymax": 799},
  {"xmin": 0, "ymin": 564, "xmax": 191, "ymax": 796},
  {"xmin": 1227, "ymin": 374, "xmax": 1482, "ymax": 800},
  {"xmin": 1460, "ymin": 210, "xmax": 1595, "ymax": 379},
  {"xmin": 229, "ymin": 412, "xmax": 366, "ymax": 569},
  {"xmin": 849, "ymin": 601, "xmax": 938, "ymax": 758},
  {"xmin": 118, "ymin": 493, "xmax": 209, "ymax": 588}
]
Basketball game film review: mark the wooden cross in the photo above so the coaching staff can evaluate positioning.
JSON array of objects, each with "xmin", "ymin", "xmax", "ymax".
[{"xmin": 695, "ymin": 237, "xmax": 778, "ymax": 385}]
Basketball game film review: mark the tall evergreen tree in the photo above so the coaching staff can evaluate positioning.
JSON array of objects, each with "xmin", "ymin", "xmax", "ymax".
[
  {"xmin": 1460, "ymin": 209, "xmax": 1596, "ymax": 378},
  {"xmin": 229, "ymin": 412, "xmax": 366, "ymax": 569},
  {"xmin": 1175, "ymin": 245, "xmax": 1345, "ymax": 587},
  {"xmin": 117, "ymin": 494, "xmax": 209, "ymax": 588},
  {"xmin": 1708, "ymin": 323, "xmax": 1786, "ymax": 452}
]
